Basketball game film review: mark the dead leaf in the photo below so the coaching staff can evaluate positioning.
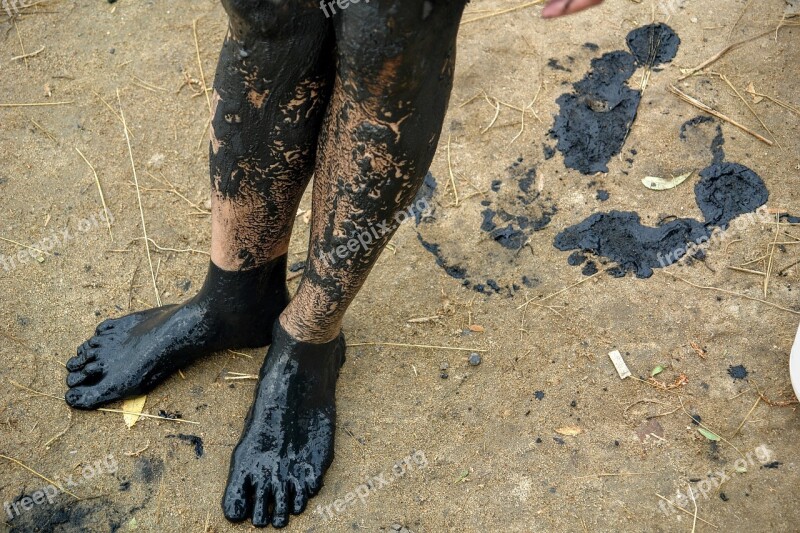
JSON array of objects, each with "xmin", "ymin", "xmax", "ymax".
[
  {"xmin": 555, "ymin": 426, "xmax": 583, "ymax": 437},
  {"xmin": 122, "ymin": 395, "xmax": 147, "ymax": 428},
  {"xmin": 468, "ymin": 324, "xmax": 485, "ymax": 333},
  {"xmin": 746, "ymin": 82, "xmax": 764, "ymax": 104},
  {"xmin": 642, "ymin": 171, "xmax": 693, "ymax": 191}
]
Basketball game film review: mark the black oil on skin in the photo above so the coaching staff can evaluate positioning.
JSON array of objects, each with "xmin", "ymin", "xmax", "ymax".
[
  {"xmin": 550, "ymin": 23, "xmax": 680, "ymax": 174},
  {"xmin": 555, "ymin": 120, "xmax": 769, "ymax": 278},
  {"xmin": 223, "ymin": 322, "xmax": 346, "ymax": 528},
  {"xmin": 65, "ymin": 256, "xmax": 289, "ymax": 409}
]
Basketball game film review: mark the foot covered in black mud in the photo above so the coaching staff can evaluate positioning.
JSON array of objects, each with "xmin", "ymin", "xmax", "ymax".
[
  {"xmin": 65, "ymin": 257, "xmax": 289, "ymax": 409},
  {"xmin": 222, "ymin": 321, "xmax": 346, "ymax": 528}
]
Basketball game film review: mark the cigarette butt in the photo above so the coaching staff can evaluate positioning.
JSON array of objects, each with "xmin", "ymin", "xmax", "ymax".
[{"xmin": 608, "ymin": 350, "xmax": 631, "ymax": 379}]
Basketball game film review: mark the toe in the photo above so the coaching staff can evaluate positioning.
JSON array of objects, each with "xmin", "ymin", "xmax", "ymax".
[
  {"xmin": 271, "ymin": 481, "xmax": 289, "ymax": 528},
  {"xmin": 64, "ymin": 385, "xmax": 113, "ymax": 410},
  {"xmin": 95, "ymin": 319, "xmax": 116, "ymax": 334},
  {"xmin": 251, "ymin": 480, "xmax": 272, "ymax": 527},
  {"xmin": 222, "ymin": 468, "xmax": 252, "ymax": 522},
  {"xmin": 303, "ymin": 469, "xmax": 322, "ymax": 497},
  {"xmin": 66, "ymin": 371, "xmax": 88, "ymax": 387},
  {"xmin": 288, "ymin": 477, "xmax": 306, "ymax": 515},
  {"xmin": 68, "ymin": 343, "xmax": 97, "ymax": 371},
  {"xmin": 66, "ymin": 362, "xmax": 103, "ymax": 387}
]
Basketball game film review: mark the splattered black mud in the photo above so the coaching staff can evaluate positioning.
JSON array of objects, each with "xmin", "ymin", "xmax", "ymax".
[
  {"xmin": 695, "ymin": 162, "xmax": 768, "ymax": 227},
  {"xmin": 728, "ymin": 365, "xmax": 749, "ymax": 380},
  {"xmin": 554, "ymin": 211, "xmax": 709, "ymax": 278},
  {"xmin": 7, "ymin": 456, "xmax": 163, "ymax": 532},
  {"xmin": 555, "ymin": 120, "xmax": 769, "ymax": 277},
  {"xmin": 167, "ymin": 433, "xmax": 205, "ymax": 458},
  {"xmin": 625, "ymin": 23, "xmax": 680, "ymax": 66},
  {"xmin": 550, "ymin": 24, "xmax": 680, "ymax": 174},
  {"xmin": 416, "ymin": 161, "xmax": 555, "ymax": 295}
]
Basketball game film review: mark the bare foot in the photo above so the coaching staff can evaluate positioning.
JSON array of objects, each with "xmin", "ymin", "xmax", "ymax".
[
  {"xmin": 222, "ymin": 321, "xmax": 345, "ymax": 528},
  {"xmin": 65, "ymin": 257, "xmax": 289, "ymax": 409}
]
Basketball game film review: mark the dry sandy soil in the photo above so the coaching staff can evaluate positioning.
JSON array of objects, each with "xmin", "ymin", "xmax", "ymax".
[{"xmin": 1, "ymin": 0, "xmax": 799, "ymax": 531}]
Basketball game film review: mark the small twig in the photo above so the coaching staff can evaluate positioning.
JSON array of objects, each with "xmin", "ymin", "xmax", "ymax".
[
  {"xmin": 669, "ymin": 86, "xmax": 773, "ymax": 146},
  {"xmin": 30, "ymin": 118, "xmax": 57, "ymax": 143},
  {"xmin": 678, "ymin": 28, "xmax": 778, "ymax": 81},
  {"xmin": 10, "ymin": 45, "xmax": 44, "ymax": 62}
]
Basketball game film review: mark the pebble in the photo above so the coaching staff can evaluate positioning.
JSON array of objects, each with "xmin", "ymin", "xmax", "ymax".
[
  {"xmin": 440, "ymin": 362, "xmax": 449, "ymax": 371},
  {"xmin": 468, "ymin": 353, "xmax": 482, "ymax": 366}
]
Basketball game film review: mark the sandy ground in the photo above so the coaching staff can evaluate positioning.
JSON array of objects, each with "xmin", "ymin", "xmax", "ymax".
[{"xmin": 1, "ymin": 0, "xmax": 799, "ymax": 531}]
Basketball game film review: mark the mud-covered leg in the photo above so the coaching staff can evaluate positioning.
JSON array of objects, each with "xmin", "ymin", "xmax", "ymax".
[
  {"xmin": 223, "ymin": 1, "xmax": 467, "ymax": 528},
  {"xmin": 65, "ymin": 1, "xmax": 333, "ymax": 410}
]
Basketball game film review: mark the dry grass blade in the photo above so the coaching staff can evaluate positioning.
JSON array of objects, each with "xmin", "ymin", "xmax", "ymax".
[
  {"xmin": 117, "ymin": 89, "xmax": 161, "ymax": 307},
  {"xmin": 654, "ymin": 494, "xmax": 718, "ymax": 528},
  {"xmin": 0, "ymin": 100, "xmax": 73, "ymax": 107},
  {"xmin": 75, "ymin": 147, "xmax": 113, "ymax": 239},
  {"xmin": 664, "ymin": 272, "xmax": 800, "ymax": 315},
  {"xmin": 461, "ymin": 0, "xmax": 544, "ymax": 24},
  {"xmin": 348, "ymin": 342, "xmax": 487, "ymax": 352},
  {"xmin": 0, "ymin": 235, "xmax": 50, "ymax": 256},
  {"xmin": 0, "ymin": 454, "xmax": 80, "ymax": 500}
]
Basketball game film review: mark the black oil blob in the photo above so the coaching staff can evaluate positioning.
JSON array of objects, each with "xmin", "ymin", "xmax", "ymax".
[
  {"xmin": 582, "ymin": 261, "xmax": 598, "ymax": 276},
  {"xmin": 568, "ymin": 251, "xmax": 586, "ymax": 266},
  {"xmin": 695, "ymin": 163, "xmax": 768, "ymax": 228},
  {"xmin": 727, "ymin": 365, "xmax": 748, "ymax": 380},
  {"xmin": 625, "ymin": 23, "xmax": 680, "ymax": 66},
  {"xmin": 167, "ymin": 433, "xmax": 205, "ymax": 458},
  {"xmin": 551, "ymin": 51, "xmax": 640, "ymax": 174},
  {"xmin": 547, "ymin": 58, "xmax": 572, "ymax": 72},
  {"xmin": 550, "ymin": 24, "xmax": 680, "ymax": 175},
  {"xmin": 554, "ymin": 211, "xmax": 709, "ymax": 278},
  {"xmin": 417, "ymin": 234, "xmax": 467, "ymax": 280},
  {"xmin": 762, "ymin": 461, "xmax": 782, "ymax": 469},
  {"xmin": 555, "ymin": 120, "xmax": 768, "ymax": 277}
]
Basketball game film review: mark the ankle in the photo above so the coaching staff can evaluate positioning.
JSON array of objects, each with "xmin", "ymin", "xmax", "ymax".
[
  {"xmin": 278, "ymin": 311, "xmax": 341, "ymax": 344},
  {"xmin": 196, "ymin": 255, "xmax": 289, "ymax": 314}
]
